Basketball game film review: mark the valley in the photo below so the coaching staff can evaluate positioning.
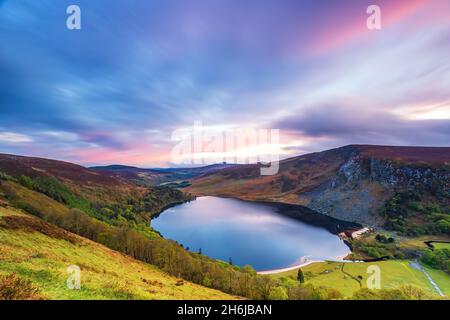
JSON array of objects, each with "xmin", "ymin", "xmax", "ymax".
[{"xmin": 0, "ymin": 145, "xmax": 449, "ymax": 300}]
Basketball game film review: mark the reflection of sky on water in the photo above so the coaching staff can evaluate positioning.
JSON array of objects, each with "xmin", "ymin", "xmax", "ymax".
[{"xmin": 153, "ymin": 196, "xmax": 349, "ymax": 271}]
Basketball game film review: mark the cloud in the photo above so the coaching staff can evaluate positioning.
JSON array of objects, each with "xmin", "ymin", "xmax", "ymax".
[
  {"xmin": 276, "ymin": 104, "xmax": 450, "ymax": 148},
  {"xmin": 0, "ymin": 0, "xmax": 449, "ymax": 165},
  {"xmin": 0, "ymin": 132, "xmax": 33, "ymax": 143}
]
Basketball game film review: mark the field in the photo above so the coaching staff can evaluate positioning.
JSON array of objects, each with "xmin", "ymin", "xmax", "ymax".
[
  {"xmin": 432, "ymin": 242, "xmax": 450, "ymax": 250},
  {"xmin": 0, "ymin": 207, "xmax": 235, "ymax": 300},
  {"xmin": 272, "ymin": 260, "xmax": 450, "ymax": 298}
]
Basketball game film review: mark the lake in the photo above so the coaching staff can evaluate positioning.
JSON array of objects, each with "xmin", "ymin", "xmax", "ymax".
[{"xmin": 152, "ymin": 196, "xmax": 350, "ymax": 271}]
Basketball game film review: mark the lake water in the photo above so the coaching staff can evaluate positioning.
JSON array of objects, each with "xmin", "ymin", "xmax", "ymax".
[{"xmin": 152, "ymin": 196, "xmax": 349, "ymax": 271}]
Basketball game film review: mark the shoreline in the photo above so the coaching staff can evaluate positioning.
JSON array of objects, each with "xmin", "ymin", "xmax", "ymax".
[
  {"xmin": 257, "ymin": 253, "xmax": 351, "ymax": 275},
  {"xmin": 258, "ymin": 260, "xmax": 318, "ymax": 275}
]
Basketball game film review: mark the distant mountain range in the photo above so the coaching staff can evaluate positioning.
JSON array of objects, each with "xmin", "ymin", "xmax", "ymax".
[
  {"xmin": 0, "ymin": 154, "xmax": 240, "ymax": 206},
  {"xmin": 89, "ymin": 163, "xmax": 239, "ymax": 186}
]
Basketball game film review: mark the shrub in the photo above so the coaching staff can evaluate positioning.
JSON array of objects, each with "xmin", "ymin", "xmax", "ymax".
[
  {"xmin": 268, "ymin": 286, "xmax": 289, "ymax": 300},
  {"xmin": 0, "ymin": 273, "xmax": 44, "ymax": 300},
  {"xmin": 375, "ymin": 234, "xmax": 394, "ymax": 243},
  {"xmin": 297, "ymin": 269, "xmax": 305, "ymax": 284},
  {"xmin": 420, "ymin": 248, "xmax": 450, "ymax": 274},
  {"xmin": 352, "ymin": 285, "xmax": 431, "ymax": 300},
  {"xmin": 0, "ymin": 172, "xmax": 17, "ymax": 182},
  {"xmin": 436, "ymin": 220, "xmax": 450, "ymax": 234}
]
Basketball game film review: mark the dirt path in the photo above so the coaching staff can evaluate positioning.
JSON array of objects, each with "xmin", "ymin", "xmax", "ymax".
[{"xmin": 341, "ymin": 263, "xmax": 362, "ymax": 288}]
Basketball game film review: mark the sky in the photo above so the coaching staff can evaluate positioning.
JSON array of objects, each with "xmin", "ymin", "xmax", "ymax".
[{"xmin": 0, "ymin": 0, "xmax": 449, "ymax": 167}]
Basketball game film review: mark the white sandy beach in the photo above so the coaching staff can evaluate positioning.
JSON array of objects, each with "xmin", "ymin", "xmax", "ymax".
[
  {"xmin": 257, "ymin": 253, "xmax": 351, "ymax": 275},
  {"xmin": 257, "ymin": 260, "xmax": 318, "ymax": 275}
]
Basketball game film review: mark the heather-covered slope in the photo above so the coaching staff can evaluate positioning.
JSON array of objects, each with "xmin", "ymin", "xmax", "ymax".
[
  {"xmin": 186, "ymin": 145, "xmax": 450, "ymax": 226},
  {"xmin": 0, "ymin": 153, "xmax": 141, "ymax": 204}
]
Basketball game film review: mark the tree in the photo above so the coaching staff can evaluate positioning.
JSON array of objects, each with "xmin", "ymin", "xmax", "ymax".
[
  {"xmin": 268, "ymin": 286, "xmax": 289, "ymax": 300},
  {"xmin": 297, "ymin": 268, "xmax": 305, "ymax": 284},
  {"xmin": 202, "ymin": 274, "xmax": 212, "ymax": 287},
  {"xmin": 228, "ymin": 257, "xmax": 233, "ymax": 265}
]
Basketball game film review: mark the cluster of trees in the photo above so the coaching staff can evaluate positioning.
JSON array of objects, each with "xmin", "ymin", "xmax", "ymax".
[
  {"xmin": 351, "ymin": 237, "xmax": 405, "ymax": 260},
  {"xmin": 159, "ymin": 181, "xmax": 191, "ymax": 189},
  {"xmin": 18, "ymin": 175, "xmax": 98, "ymax": 218},
  {"xmin": 420, "ymin": 248, "xmax": 450, "ymax": 274},
  {"xmin": 380, "ymin": 188, "xmax": 450, "ymax": 236},
  {"xmin": 375, "ymin": 234, "xmax": 395, "ymax": 244},
  {"xmin": 126, "ymin": 186, "xmax": 195, "ymax": 222}
]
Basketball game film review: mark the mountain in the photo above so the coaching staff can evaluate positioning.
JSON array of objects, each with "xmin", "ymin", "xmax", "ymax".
[
  {"xmin": 0, "ymin": 154, "xmax": 129, "ymax": 187},
  {"xmin": 186, "ymin": 145, "xmax": 450, "ymax": 227},
  {"xmin": 0, "ymin": 153, "xmax": 140, "ymax": 204},
  {"xmin": 88, "ymin": 165, "xmax": 164, "ymax": 186},
  {"xmin": 90, "ymin": 163, "xmax": 240, "ymax": 186}
]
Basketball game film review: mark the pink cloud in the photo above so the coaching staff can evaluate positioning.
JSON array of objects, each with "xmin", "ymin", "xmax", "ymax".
[
  {"xmin": 300, "ymin": 0, "xmax": 435, "ymax": 58},
  {"xmin": 67, "ymin": 139, "xmax": 171, "ymax": 167}
]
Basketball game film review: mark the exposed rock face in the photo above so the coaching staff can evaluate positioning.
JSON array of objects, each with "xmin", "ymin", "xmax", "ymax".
[
  {"xmin": 188, "ymin": 145, "xmax": 450, "ymax": 226},
  {"xmin": 301, "ymin": 154, "xmax": 449, "ymax": 225}
]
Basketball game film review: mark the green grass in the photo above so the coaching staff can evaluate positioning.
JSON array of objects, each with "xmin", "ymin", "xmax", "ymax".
[
  {"xmin": 423, "ymin": 266, "xmax": 450, "ymax": 296},
  {"xmin": 433, "ymin": 242, "xmax": 450, "ymax": 250},
  {"xmin": 271, "ymin": 260, "xmax": 450, "ymax": 298},
  {"xmin": 0, "ymin": 207, "xmax": 235, "ymax": 300}
]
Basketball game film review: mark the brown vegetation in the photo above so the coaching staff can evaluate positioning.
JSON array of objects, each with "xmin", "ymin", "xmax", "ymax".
[
  {"xmin": 0, "ymin": 215, "xmax": 79, "ymax": 244},
  {"xmin": 0, "ymin": 273, "xmax": 44, "ymax": 300},
  {"xmin": 0, "ymin": 153, "xmax": 142, "ymax": 204}
]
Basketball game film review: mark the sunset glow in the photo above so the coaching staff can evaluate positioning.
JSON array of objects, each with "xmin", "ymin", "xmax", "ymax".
[{"xmin": 0, "ymin": 0, "xmax": 449, "ymax": 166}]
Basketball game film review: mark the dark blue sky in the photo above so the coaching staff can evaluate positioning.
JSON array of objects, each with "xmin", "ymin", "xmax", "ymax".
[{"xmin": 1, "ymin": 0, "xmax": 449, "ymax": 166}]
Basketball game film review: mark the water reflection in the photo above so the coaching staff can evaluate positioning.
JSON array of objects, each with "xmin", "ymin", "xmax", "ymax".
[{"xmin": 152, "ymin": 196, "xmax": 349, "ymax": 271}]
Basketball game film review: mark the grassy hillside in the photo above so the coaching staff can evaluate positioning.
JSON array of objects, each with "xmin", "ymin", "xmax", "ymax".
[
  {"xmin": 272, "ymin": 260, "xmax": 450, "ymax": 298},
  {"xmin": 434, "ymin": 243, "xmax": 450, "ymax": 250},
  {"xmin": 0, "ymin": 206, "xmax": 235, "ymax": 300}
]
